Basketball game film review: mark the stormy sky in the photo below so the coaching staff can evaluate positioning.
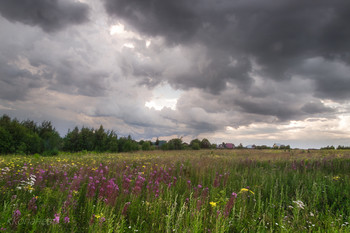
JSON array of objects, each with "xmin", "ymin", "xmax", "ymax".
[{"xmin": 1, "ymin": 0, "xmax": 350, "ymax": 148}]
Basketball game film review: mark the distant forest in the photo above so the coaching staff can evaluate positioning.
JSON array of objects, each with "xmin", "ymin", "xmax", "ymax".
[
  {"xmin": 0, "ymin": 115, "xmax": 348, "ymax": 155},
  {"xmin": 0, "ymin": 115, "xmax": 216, "ymax": 155}
]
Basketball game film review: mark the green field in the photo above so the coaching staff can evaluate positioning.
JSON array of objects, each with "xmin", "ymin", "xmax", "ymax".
[{"xmin": 1, "ymin": 149, "xmax": 350, "ymax": 232}]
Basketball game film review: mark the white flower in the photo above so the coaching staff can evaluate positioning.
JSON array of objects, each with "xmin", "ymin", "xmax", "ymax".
[{"xmin": 293, "ymin": 200, "xmax": 305, "ymax": 209}]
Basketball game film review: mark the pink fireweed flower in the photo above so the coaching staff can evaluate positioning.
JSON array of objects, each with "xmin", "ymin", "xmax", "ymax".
[
  {"xmin": 122, "ymin": 202, "xmax": 131, "ymax": 216},
  {"xmin": 28, "ymin": 197, "xmax": 37, "ymax": 213},
  {"xmin": 64, "ymin": 216, "xmax": 70, "ymax": 223},
  {"xmin": 53, "ymin": 213, "xmax": 60, "ymax": 224},
  {"xmin": 224, "ymin": 192, "xmax": 238, "ymax": 217},
  {"xmin": 11, "ymin": 209, "xmax": 21, "ymax": 227}
]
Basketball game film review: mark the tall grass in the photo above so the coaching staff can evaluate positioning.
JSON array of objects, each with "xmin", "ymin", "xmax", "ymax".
[{"xmin": 0, "ymin": 150, "xmax": 350, "ymax": 232}]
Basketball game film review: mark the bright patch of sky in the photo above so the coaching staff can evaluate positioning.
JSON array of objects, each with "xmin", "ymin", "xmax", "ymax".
[{"xmin": 145, "ymin": 83, "xmax": 182, "ymax": 111}]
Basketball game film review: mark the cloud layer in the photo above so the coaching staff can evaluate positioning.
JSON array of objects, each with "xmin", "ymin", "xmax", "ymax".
[
  {"xmin": 0, "ymin": 0, "xmax": 89, "ymax": 32},
  {"xmin": 0, "ymin": 0, "xmax": 350, "ymax": 148}
]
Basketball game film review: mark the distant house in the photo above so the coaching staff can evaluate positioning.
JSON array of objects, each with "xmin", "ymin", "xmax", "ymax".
[
  {"xmin": 217, "ymin": 142, "xmax": 235, "ymax": 149},
  {"xmin": 225, "ymin": 143, "xmax": 235, "ymax": 149},
  {"xmin": 273, "ymin": 143, "xmax": 285, "ymax": 149}
]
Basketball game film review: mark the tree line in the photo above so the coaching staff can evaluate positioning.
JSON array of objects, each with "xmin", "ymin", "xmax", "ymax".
[
  {"xmin": 0, "ymin": 115, "xmax": 215, "ymax": 155},
  {"xmin": 3, "ymin": 114, "xmax": 347, "ymax": 155}
]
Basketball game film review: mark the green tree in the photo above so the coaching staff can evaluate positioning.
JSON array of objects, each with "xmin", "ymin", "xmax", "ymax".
[
  {"xmin": 200, "ymin": 138, "xmax": 211, "ymax": 149},
  {"xmin": 168, "ymin": 138, "xmax": 183, "ymax": 150},
  {"xmin": 142, "ymin": 141, "xmax": 151, "ymax": 151},
  {"xmin": 0, "ymin": 126, "xmax": 13, "ymax": 154},
  {"xmin": 63, "ymin": 127, "xmax": 81, "ymax": 152},
  {"xmin": 106, "ymin": 130, "xmax": 118, "ymax": 152},
  {"xmin": 94, "ymin": 125, "xmax": 107, "ymax": 152},
  {"xmin": 190, "ymin": 139, "xmax": 201, "ymax": 148},
  {"xmin": 192, "ymin": 142, "xmax": 200, "ymax": 150},
  {"xmin": 39, "ymin": 121, "xmax": 62, "ymax": 155}
]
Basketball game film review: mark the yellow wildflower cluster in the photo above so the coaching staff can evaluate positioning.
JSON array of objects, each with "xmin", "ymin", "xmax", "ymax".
[
  {"xmin": 209, "ymin": 202, "xmax": 217, "ymax": 207},
  {"xmin": 239, "ymin": 188, "xmax": 255, "ymax": 195}
]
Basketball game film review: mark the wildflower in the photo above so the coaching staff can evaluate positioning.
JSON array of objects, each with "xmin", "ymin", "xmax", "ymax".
[
  {"xmin": 28, "ymin": 196, "xmax": 37, "ymax": 213},
  {"xmin": 224, "ymin": 192, "xmax": 238, "ymax": 217},
  {"xmin": 333, "ymin": 176, "xmax": 340, "ymax": 181},
  {"xmin": 64, "ymin": 216, "xmax": 70, "ymax": 223},
  {"xmin": 209, "ymin": 202, "xmax": 217, "ymax": 207},
  {"xmin": 122, "ymin": 202, "xmax": 131, "ymax": 216},
  {"xmin": 293, "ymin": 200, "xmax": 305, "ymax": 209},
  {"xmin": 11, "ymin": 209, "xmax": 21, "ymax": 227},
  {"xmin": 53, "ymin": 213, "xmax": 60, "ymax": 224},
  {"xmin": 239, "ymin": 188, "xmax": 254, "ymax": 195}
]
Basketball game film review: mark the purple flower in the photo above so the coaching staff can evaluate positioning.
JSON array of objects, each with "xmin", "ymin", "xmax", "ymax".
[
  {"xmin": 64, "ymin": 216, "xmax": 70, "ymax": 223},
  {"xmin": 11, "ymin": 209, "xmax": 21, "ymax": 228},
  {"xmin": 13, "ymin": 209, "xmax": 21, "ymax": 217},
  {"xmin": 53, "ymin": 213, "xmax": 60, "ymax": 224},
  {"xmin": 224, "ymin": 192, "xmax": 238, "ymax": 217},
  {"xmin": 122, "ymin": 202, "xmax": 131, "ymax": 216}
]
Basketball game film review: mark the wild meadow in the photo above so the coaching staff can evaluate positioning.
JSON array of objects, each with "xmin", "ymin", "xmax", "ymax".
[{"xmin": 1, "ymin": 149, "xmax": 350, "ymax": 232}]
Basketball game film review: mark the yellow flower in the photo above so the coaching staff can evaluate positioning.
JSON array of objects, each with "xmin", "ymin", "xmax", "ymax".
[
  {"xmin": 240, "ymin": 188, "xmax": 254, "ymax": 195},
  {"xmin": 209, "ymin": 202, "xmax": 217, "ymax": 207},
  {"xmin": 95, "ymin": 213, "xmax": 104, "ymax": 219},
  {"xmin": 333, "ymin": 176, "xmax": 340, "ymax": 181}
]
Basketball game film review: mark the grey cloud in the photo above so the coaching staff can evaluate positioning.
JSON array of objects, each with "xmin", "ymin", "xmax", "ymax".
[
  {"xmin": 0, "ymin": 0, "xmax": 89, "ymax": 32},
  {"xmin": 46, "ymin": 58, "xmax": 110, "ymax": 97},
  {"xmin": 0, "ymin": 57, "xmax": 45, "ymax": 101},
  {"xmin": 301, "ymin": 101, "xmax": 334, "ymax": 114},
  {"xmin": 297, "ymin": 57, "xmax": 350, "ymax": 100},
  {"xmin": 104, "ymin": 0, "xmax": 350, "ymax": 100},
  {"xmin": 104, "ymin": 0, "xmax": 200, "ymax": 45},
  {"xmin": 0, "ymin": 15, "xmax": 111, "ymax": 102}
]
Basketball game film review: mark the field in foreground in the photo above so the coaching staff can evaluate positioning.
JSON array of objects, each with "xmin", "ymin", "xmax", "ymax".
[{"xmin": 1, "ymin": 149, "xmax": 350, "ymax": 232}]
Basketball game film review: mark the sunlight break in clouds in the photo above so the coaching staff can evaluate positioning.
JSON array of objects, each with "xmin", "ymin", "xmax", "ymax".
[
  {"xmin": 145, "ymin": 83, "xmax": 182, "ymax": 111},
  {"xmin": 110, "ymin": 23, "xmax": 125, "ymax": 35}
]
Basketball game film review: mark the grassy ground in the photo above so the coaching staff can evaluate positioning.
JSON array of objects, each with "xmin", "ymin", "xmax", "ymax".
[{"xmin": 1, "ymin": 149, "xmax": 350, "ymax": 232}]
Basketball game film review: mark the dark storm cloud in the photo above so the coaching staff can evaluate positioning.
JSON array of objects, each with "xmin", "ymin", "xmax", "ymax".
[
  {"xmin": 104, "ymin": 0, "xmax": 350, "ymax": 101},
  {"xmin": 301, "ymin": 101, "xmax": 334, "ymax": 115},
  {"xmin": 104, "ymin": 0, "xmax": 200, "ymax": 44},
  {"xmin": 46, "ymin": 58, "xmax": 110, "ymax": 97},
  {"xmin": 0, "ymin": 56, "xmax": 45, "ymax": 101},
  {"xmin": 0, "ymin": 0, "xmax": 89, "ymax": 32}
]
